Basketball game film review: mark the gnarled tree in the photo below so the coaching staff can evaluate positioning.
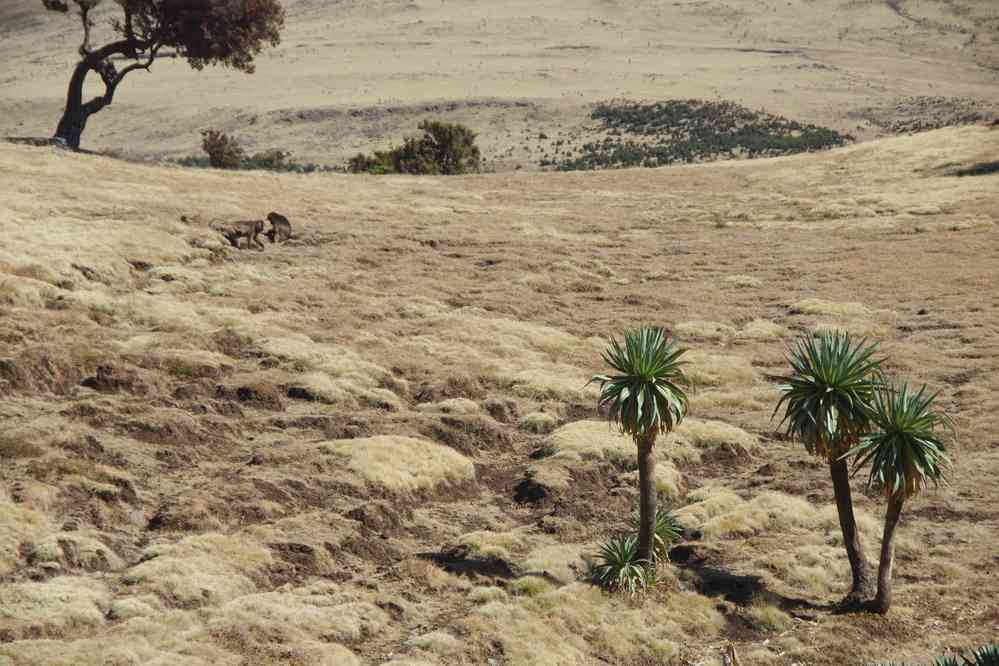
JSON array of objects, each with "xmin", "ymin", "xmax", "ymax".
[{"xmin": 42, "ymin": 0, "xmax": 285, "ymax": 150}]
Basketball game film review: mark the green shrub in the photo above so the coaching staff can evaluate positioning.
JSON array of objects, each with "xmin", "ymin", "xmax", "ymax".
[
  {"xmin": 349, "ymin": 120, "xmax": 481, "ymax": 175},
  {"xmin": 348, "ymin": 151, "xmax": 393, "ymax": 174},
  {"xmin": 590, "ymin": 534, "xmax": 655, "ymax": 595},
  {"xmin": 182, "ymin": 137, "xmax": 333, "ymax": 173},
  {"xmin": 201, "ymin": 128, "xmax": 244, "ymax": 169},
  {"xmin": 628, "ymin": 507, "xmax": 683, "ymax": 563},
  {"xmin": 243, "ymin": 148, "xmax": 290, "ymax": 170}
]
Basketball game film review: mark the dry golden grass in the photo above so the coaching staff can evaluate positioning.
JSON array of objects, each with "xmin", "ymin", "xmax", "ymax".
[
  {"xmin": 321, "ymin": 436, "xmax": 475, "ymax": 492},
  {"xmin": 208, "ymin": 583, "xmax": 388, "ymax": 644},
  {"xmin": 458, "ymin": 527, "xmax": 532, "ymax": 560},
  {"xmin": 745, "ymin": 596, "xmax": 794, "ymax": 634},
  {"xmin": 526, "ymin": 420, "xmax": 686, "ymax": 497},
  {"xmin": 407, "ymin": 630, "xmax": 462, "ymax": 656},
  {"xmin": 0, "ymin": 122, "xmax": 997, "ymax": 665},
  {"xmin": 0, "ymin": 577, "xmax": 111, "ymax": 641},
  {"xmin": 736, "ymin": 319, "xmax": 786, "ymax": 341},
  {"xmin": 675, "ymin": 320, "xmax": 736, "ymax": 341},
  {"xmin": 667, "ymin": 418, "xmax": 760, "ymax": 462},
  {"xmin": 465, "ymin": 581, "xmax": 723, "ymax": 665},
  {"xmin": 724, "ymin": 274, "xmax": 764, "ymax": 289},
  {"xmin": 0, "ymin": 495, "xmax": 52, "ymax": 577},
  {"xmin": 519, "ymin": 411, "xmax": 558, "ymax": 434},
  {"xmin": 121, "ymin": 534, "xmax": 273, "ymax": 607},
  {"xmin": 684, "ymin": 350, "xmax": 757, "ymax": 390},
  {"xmin": 518, "ymin": 543, "xmax": 589, "ymax": 584},
  {"xmin": 398, "ymin": 558, "xmax": 472, "ymax": 592},
  {"xmin": 789, "ymin": 295, "xmax": 853, "ymax": 315},
  {"xmin": 467, "ymin": 586, "xmax": 508, "ymax": 604}
]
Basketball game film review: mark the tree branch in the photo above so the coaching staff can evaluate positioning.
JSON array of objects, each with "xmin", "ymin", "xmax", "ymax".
[
  {"xmin": 78, "ymin": 5, "xmax": 93, "ymax": 57},
  {"xmin": 112, "ymin": 43, "xmax": 159, "ymax": 87}
]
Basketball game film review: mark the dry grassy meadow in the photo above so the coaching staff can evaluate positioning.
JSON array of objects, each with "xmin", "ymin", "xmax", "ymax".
[{"xmin": 1, "ymin": 1, "xmax": 999, "ymax": 665}]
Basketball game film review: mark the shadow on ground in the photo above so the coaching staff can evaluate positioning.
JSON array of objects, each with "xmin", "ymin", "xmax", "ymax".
[{"xmin": 951, "ymin": 160, "xmax": 999, "ymax": 177}]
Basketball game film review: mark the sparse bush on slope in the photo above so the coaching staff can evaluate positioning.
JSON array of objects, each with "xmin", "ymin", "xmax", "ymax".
[
  {"xmin": 349, "ymin": 120, "xmax": 481, "ymax": 175},
  {"xmin": 201, "ymin": 129, "xmax": 245, "ymax": 169},
  {"xmin": 549, "ymin": 99, "xmax": 851, "ymax": 171},
  {"xmin": 184, "ymin": 128, "xmax": 333, "ymax": 172}
]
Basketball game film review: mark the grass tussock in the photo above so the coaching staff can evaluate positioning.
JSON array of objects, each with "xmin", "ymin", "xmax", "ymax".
[
  {"xmin": 208, "ymin": 583, "xmax": 387, "ymax": 644},
  {"xmin": 519, "ymin": 411, "xmax": 558, "ymax": 434},
  {"xmin": 519, "ymin": 543, "xmax": 588, "ymax": 584},
  {"xmin": 690, "ymin": 385, "xmax": 779, "ymax": 413},
  {"xmin": 724, "ymin": 274, "xmax": 763, "ymax": 288},
  {"xmin": 407, "ymin": 630, "xmax": 463, "ymax": 655},
  {"xmin": 736, "ymin": 319, "xmax": 786, "ymax": 341},
  {"xmin": 0, "ymin": 495, "xmax": 53, "ymax": 577},
  {"xmin": 791, "ymin": 298, "xmax": 870, "ymax": 318},
  {"xmin": 0, "ymin": 577, "xmax": 111, "ymax": 640},
  {"xmin": 684, "ymin": 350, "xmax": 756, "ymax": 389},
  {"xmin": 121, "ymin": 534, "xmax": 273, "ymax": 607},
  {"xmin": 458, "ymin": 527, "xmax": 532, "ymax": 560},
  {"xmin": 464, "ymin": 581, "xmax": 722, "ymax": 665},
  {"xmin": 745, "ymin": 596, "xmax": 793, "ymax": 634},
  {"xmin": 665, "ymin": 418, "xmax": 760, "ymax": 463},
  {"xmin": 674, "ymin": 320, "xmax": 736, "ymax": 341},
  {"xmin": 321, "ymin": 436, "xmax": 475, "ymax": 493}
]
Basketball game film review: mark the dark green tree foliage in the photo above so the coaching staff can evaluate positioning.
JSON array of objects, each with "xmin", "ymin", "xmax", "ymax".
[
  {"xmin": 553, "ymin": 99, "xmax": 850, "ymax": 171},
  {"xmin": 42, "ymin": 0, "xmax": 285, "ymax": 149},
  {"xmin": 349, "ymin": 121, "xmax": 481, "ymax": 175}
]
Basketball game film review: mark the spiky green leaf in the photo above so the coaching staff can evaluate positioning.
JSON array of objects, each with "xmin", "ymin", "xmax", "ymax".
[
  {"xmin": 772, "ymin": 330, "xmax": 883, "ymax": 459},
  {"xmin": 589, "ymin": 327, "xmax": 689, "ymax": 440},
  {"xmin": 844, "ymin": 381, "xmax": 951, "ymax": 499}
]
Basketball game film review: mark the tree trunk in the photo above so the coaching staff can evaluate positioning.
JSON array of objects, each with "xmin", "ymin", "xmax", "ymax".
[
  {"xmin": 874, "ymin": 494, "xmax": 904, "ymax": 614},
  {"xmin": 636, "ymin": 432, "xmax": 658, "ymax": 564},
  {"xmin": 53, "ymin": 40, "xmax": 142, "ymax": 150},
  {"xmin": 829, "ymin": 458, "xmax": 874, "ymax": 601},
  {"xmin": 54, "ymin": 59, "xmax": 93, "ymax": 150}
]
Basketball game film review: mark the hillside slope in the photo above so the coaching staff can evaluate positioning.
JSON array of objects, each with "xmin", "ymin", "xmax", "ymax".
[
  {"xmin": 2, "ymin": 0, "xmax": 999, "ymax": 169},
  {"xmin": 0, "ymin": 127, "xmax": 998, "ymax": 665}
]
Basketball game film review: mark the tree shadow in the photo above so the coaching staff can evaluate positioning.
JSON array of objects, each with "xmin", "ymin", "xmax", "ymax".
[
  {"xmin": 4, "ymin": 136, "xmax": 60, "ymax": 147},
  {"xmin": 418, "ymin": 547, "xmax": 515, "ymax": 580},
  {"xmin": 4, "ymin": 136, "xmax": 98, "ymax": 154},
  {"xmin": 677, "ymin": 561, "xmax": 836, "ymax": 615},
  {"xmin": 417, "ymin": 547, "xmax": 565, "ymax": 587},
  {"xmin": 950, "ymin": 160, "xmax": 999, "ymax": 177}
]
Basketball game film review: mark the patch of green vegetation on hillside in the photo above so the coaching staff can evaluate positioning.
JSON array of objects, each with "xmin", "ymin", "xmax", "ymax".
[{"xmin": 545, "ymin": 99, "xmax": 851, "ymax": 171}]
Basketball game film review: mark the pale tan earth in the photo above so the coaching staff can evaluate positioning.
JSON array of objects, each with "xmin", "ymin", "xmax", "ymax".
[
  {"xmin": 1, "ymin": 1, "xmax": 999, "ymax": 666},
  {"xmin": 1, "ymin": 0, "xmax": 999, "ymax": 169}
]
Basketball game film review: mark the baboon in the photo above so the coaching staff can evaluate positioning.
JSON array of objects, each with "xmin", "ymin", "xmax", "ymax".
[
  {"xmin": 265, "ymin": 211, "xmax": 292, "ymax": 243},
  {"xmin": 218, "ymin": 219, "xmax": 266, "ymax": 250}
]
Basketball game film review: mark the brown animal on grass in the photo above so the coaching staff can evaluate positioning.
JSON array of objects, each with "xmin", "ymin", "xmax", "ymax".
[
  {"xmin": 217, "ymin": 219, "xmax": 265, "ymax": 250},
  {"xmin": 265, "ymin": 211, "xmax": 292, "ymax": 243}
]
